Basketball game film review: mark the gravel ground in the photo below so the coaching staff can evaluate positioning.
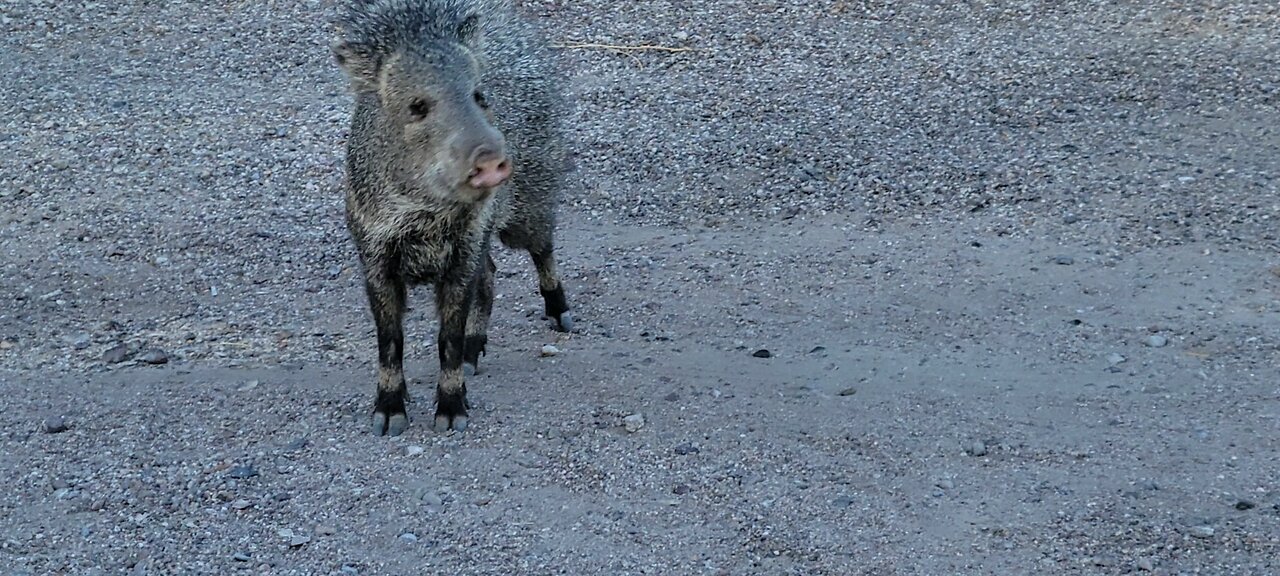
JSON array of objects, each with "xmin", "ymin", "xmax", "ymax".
[{"xmin": 2, "ymin": 0, "xmax": 1278, "ymax": 574}]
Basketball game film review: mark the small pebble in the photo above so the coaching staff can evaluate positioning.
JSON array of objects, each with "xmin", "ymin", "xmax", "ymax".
[
  {"xmin": 672, "ymin": 484, "xmax": 691, "ymax": 495},
  {"xmin": 1143, "ymin": 335, "xmax": 1168, "ymax": 348},
  {"xmin": 967, "ymin": 441, "xmax": 988, "ymax": 457},
  {"xmin": 663, "ymin": 392, "xmax": 679, "ymax": 402},
  {"xmin": 232, "ymin": 553, "xmax": 251, "ymax": 562},
  {"xmin": 102, "ymin": 343, "xmax": 130, "ymax": 364},
  {"xmin": 936, "ymin": 479, "xmax": 955, "ymax": 490},
  {"xmin": 673, "ymin": 443, "xmax": 699, "ymax": 455},
  {"xmin": 1188, "ymin": 525, "xmax": 1214, "ymax": 539},
  {"xmin": 71, "ymin": 333, "xmax": 91, "ymax": 350},
  {"xmin": 289, "ymin": 535, "xmax": 311, "ymax": 547},
  {"xmin": 42, "ymin": 415, "xmax": 69, "ymax": 434},
  {"xmin": 341, "ymin": 566, "xmax": 359, "ymax": 575},
  {"xmin": 315, "ymin": 525, "xmax": 337, "ymax": 536},
  {"xmin": 539, "ymin": 344, "xmax": 560, "ymax": 357},
  {"xmin": 1051, "ymin": 255, "xmax": 1075, "ymax": 265},
  {"xmin": 1106, "ymin": 353, "xmax": 1126, "ymax": 365},
  {"xmin": 752, "ymin": 349, "xmax": 772, "ymax": 358},
  {"xmin": 808, "ymin": 346, "xmax": 826, "ymax": 354},
  {"xmin": 228, "ymin": 465, "xmax": 258, "ymax": 479},
  {"xmin": 139, "ymin": 349, "xmax": 168, "ymax": 365},
  {"xmin": 623, "ymin": 413, "xmax": 645, "ymax": 433},
  {"xmin": 405, "ymin": 445, "xmax": 425, "ymax": 457},
  {"xmin": 230, "ymin": 499, "xmax": 252, "ymax": 510},
  {"xmin": 399, "ymin": 532, "xmax": 418, "ymax": 542},
  {"xmin": 1136, "ymin": 557, "xmax": 1154, "ymax": 572},
  {"xmin": 838, "ymin": 387, "xmax": 857, "ymax": 396},
  {"xmin": 1063, "ymin": 213, "xmax": 1081, "ymax": 224},
  {"xmin": 421, "ymin": 493, "xmax": 443, "ymax": 509},
  {"xmin": 1234, "ymin": 500, "xmax": 1255, "ymax": 511}
]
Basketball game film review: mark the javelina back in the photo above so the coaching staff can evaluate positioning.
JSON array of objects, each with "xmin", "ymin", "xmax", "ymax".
[{"xmin": 332, "ymin": 0, "xmax": 573, "ymax": 436}]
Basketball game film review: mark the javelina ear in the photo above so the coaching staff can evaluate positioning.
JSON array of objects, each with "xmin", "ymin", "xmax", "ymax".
[
  {"xmin": 456, "ymin": 14, "xmax": 482, "ymax": 46},
  {"xmin": 332, "ymin": 41, "xmax": 381, "ymax": 90}
]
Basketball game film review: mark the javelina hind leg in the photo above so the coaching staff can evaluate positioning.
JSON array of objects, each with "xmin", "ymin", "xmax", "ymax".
[
  {"xmin": 530, "ymin": 245, "xmax": 573, "ymax": 332},
  {"xmin": 464, "ymin": 253, "xmax": 496, "ymax": 375},
  {"xmin": 434, "ymin": 276, "xmax": 473, "ymax": 433},
  {"xmin": 366, "ymin": 264, "xmax": 409, "ymax": 437}
]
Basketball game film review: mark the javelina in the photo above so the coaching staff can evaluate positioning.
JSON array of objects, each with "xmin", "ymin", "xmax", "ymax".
[{"xmin": 332, "ymin": 0, "xmax": 573, "ymax": 436}]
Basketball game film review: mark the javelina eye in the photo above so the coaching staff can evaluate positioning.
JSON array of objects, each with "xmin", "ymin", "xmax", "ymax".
[
  {"xmin": 407, "ymin": 98, "xmax": 431, "ymax": 120},
  {"xmin": 473, "ymin": 91, "xmax": 489, "ymax": 109}
]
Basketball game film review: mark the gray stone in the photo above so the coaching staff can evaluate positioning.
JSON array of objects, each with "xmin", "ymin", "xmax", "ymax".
[
  {"xmin": 139, "ymin": 349, "xmax": 169, "ymax": 364},
  {"xmin": 623, "ymin": 413, "xmax": 645, "ymax": 433},
  {"xmin": 102, "ymin": 343, "xmax": 130, "ymax": 364},
  {"xmin": 673, "ymin": 443, "xmax": 699, "ymax": 455},
  {"xmin": 228, "ymin": 465, "xmax": 258, "ymax": 479},
  {"xmin": 42, "ymin": 415, "xmax": 69, "ymax": 434}
]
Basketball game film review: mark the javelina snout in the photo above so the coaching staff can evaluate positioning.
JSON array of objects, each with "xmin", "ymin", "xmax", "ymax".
[{"xmin": 467, "ymin": 143, "xmax": 510, "ymax": 189}]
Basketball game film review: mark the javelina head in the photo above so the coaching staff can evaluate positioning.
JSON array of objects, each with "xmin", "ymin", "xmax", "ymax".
[{"xmin": 334, "ymin": 4, "xmax": 510, "ymax": 202}]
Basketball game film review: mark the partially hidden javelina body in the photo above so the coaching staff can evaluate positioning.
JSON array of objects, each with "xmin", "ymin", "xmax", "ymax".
[{"xmin": 332, "ymin": 0, "xmax": 573, "ymax": 436}]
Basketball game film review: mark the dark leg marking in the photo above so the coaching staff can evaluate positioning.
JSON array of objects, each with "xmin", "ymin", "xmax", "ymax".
[
  {"xmin": 530, "ymin": 246, "xmax": 574, "ymax": 332},
  {"xmin": 366, "ymin": 260, "xmax": 409, "ymax": 436},
  {"xmin": 434, "ymin": 275, "xmax": 472, "ymax": 433},
  {"xmin": 464, "ymin": 254, "xmax": 496, "ymax": 374},
  {"xmin": 463, "ymin": 334, "xmax": 487, "ymax": 370}
]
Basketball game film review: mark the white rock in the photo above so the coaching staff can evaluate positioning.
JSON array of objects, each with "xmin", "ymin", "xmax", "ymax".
[
  {"xmin": 623, "ymin": 413, "xmax": 645, "ymax": 433},
  {"xmin": 540, "ymin": 344, "xmax": 560, "ymax": 357}
]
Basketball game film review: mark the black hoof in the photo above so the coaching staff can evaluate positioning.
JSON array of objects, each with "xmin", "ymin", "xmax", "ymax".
[
  {"xmin": 372, "ymin": 389, "xmax": 408, "ymax": 437},
  {"xmin": 433, "ymin": 389, "xmax": 469, "ymax": 433},
  {"xmin": 553, "ymin": 311, "xmax": 574, "ymax": 333},
  {"xmin": 463, "ymin": 334, "xmax": 487, "ymax": 374},
  {"xmin": 540, "ymin": 286, "xmax": 573, "ymax": 332}
]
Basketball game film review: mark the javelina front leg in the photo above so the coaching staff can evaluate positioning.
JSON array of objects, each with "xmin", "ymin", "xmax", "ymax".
[
  {"xmin": 530, "ymin": 246, "xmax": 573, "ymax": 332},
  {"xmin": 365, "ymin": 265, "xmax": 409, "ymax": 437},
  {"xmin": 464, "ymin": 254, "xmax": 496, "ymax": 374},
  {"xmin": 434, "ymin": 277, "xmax": 472, "ymax": 433}
]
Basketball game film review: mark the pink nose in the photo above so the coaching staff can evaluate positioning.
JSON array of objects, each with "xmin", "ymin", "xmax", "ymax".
[{"xmin": 468, "ymin": 156, "xmax": 511, "ymax": 189}]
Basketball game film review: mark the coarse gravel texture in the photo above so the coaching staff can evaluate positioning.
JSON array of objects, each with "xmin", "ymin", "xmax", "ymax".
[{"xmin": 2, "ymin": 0, "xmax": 1279, "ymax": 574}]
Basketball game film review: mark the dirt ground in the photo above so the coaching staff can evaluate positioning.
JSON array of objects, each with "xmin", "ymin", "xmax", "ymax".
[{"xmin": 1, "ymin": 1, "xmax": 1278, "ymax": 575}]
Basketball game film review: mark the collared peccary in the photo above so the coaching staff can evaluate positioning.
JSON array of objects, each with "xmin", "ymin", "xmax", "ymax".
[{"xmin": 332, "ymin": 0, "xmax": 573, "ymax": 436}]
